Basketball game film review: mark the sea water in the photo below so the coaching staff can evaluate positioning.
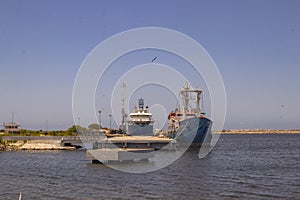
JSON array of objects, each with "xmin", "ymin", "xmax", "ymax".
[{"xmin": 0, "ymin": 134, "xmax": 299, "ymax": 199}]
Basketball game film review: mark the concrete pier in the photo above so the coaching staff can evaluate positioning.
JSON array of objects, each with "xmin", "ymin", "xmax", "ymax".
[
  {"xmin": 86, "ymin": 136, "xmax": 178, "ymax": 163},
  {"xmin": 86, "ymin": 148, "xmax": 155, "ymax": 163}
]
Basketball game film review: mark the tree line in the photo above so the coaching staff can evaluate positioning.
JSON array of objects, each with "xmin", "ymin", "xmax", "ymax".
[{"xmin": 0, "ymin": 123, "xmax": 103, "ymax": 137}]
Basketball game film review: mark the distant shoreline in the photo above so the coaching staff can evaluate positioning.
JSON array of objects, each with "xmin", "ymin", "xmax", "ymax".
[
  {"xmin": 1, "ymin": 130, "xmax": 300, "ymax": 152},
  {"xmin": 213, "ymin": 130, "xmax": 300, "ymax": 134}
]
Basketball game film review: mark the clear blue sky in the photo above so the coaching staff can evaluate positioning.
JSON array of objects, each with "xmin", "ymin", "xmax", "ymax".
[{"xmin": 0, "ymin": 0, "xmax": 299, "ymax": 130}]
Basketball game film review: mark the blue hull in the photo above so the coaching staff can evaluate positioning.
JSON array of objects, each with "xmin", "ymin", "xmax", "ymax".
[{"xmin": 176, "ymin": 117, "xmax": 212, "ymax": 147}]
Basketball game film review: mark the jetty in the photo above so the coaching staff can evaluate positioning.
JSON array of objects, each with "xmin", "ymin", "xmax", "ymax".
[{"xmin": 0, "ymin": 135, "xmax": 178, "ymax": 159}]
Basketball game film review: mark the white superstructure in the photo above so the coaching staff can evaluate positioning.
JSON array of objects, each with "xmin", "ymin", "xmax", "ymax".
[{"xmin": 127, "ymin": 98, "xmax": 154, "ymax": 136}]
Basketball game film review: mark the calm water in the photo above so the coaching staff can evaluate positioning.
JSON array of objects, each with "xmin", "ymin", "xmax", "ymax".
[{"xmin": 0, "ymin": 134, "xmax": 299, "ymax": 200}]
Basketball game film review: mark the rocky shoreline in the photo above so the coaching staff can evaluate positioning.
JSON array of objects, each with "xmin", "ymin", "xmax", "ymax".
[
  {"xmin": 213, "ymin": 129, "xmax": 300, "ymax": 134},
  {"xmin": 0, "ymin": 143, "xmax": 5, "ymax": 151},
  {"xmin": 0, "ymin": 140, "xmax": 76, "ymax": 151}
]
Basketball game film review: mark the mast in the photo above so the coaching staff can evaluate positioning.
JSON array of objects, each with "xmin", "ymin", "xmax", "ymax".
[
  {"xmin": 138, "ymin": 98, "xmax": 144, "ymax": 109},
  {"xmin": 181, "ymin": 82, "xmax": 189, "ymax": 120},
  {"xmin": 180, "ymin": 82, "xmax": 202, "ymax": 119},
  {"xmin": 194, "ymin": 89, "xmax": 201, "ymax": 116},
  {"xmin": 120, "ymin": 83, "xmax": 126, "ymax": 132}
]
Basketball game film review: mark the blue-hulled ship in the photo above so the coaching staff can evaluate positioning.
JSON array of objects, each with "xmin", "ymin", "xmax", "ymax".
[{"xmin": 167, "ymin": 83, "xmax": 213, "ymax": 147}]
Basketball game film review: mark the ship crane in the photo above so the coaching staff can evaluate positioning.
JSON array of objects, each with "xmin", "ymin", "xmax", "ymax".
[{"xmin": 180, "ymin": 82, "xmax": 202, "ymax": 119}]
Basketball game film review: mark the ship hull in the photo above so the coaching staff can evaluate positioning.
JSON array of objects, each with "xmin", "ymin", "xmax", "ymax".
[{"xmin": 176, "ymin": 117, "xmax": 212, "ymax": 147}]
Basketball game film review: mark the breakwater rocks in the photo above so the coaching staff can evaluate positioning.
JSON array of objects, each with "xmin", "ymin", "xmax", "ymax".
[
  {"xmin": 20, "ymin": 140, "xmax": 76, "ymax": 150},
  {"xmin": 213, "ymin": 129, "xmax": 300, "ymax": 134},
  {"xmin": 1, "ymin": 140, "xmax": 76, "ymax": 151},
  {"xmin": 0, "ymin": 143, "xmax": 6, "ymax": 151}
]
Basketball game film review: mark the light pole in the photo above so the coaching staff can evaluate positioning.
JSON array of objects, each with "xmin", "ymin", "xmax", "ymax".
[
  {"xmin": 11, "ymin": 112, "xmax": 15, "ymax": 134},
  {"xmin": 98, "ymin": 111, "xmax": 102, "ymax": 128},
  {"xmin": 11, "ymin": 112, "xmax": 15, "ymax": 123},
  {"xmin": 109, "ymin": 114, "xmax": 112, "ymax": 130}
]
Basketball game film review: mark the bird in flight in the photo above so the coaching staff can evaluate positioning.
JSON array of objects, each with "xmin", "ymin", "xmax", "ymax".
[{"xmin": 151, "ymin": 56, "xmax": 157, "ymax": 62}]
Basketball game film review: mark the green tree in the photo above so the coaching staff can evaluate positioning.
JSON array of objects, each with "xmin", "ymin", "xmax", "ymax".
[
  {"xmin": 88, "ymin": 123, "xmax": 101, "ymax": 130},
  {"xmin": 66, "ymin": 125, "xmax": 87, "ymax": 134},
  {"xmin": 66, "ymin": 125, "xmax": 77, "ymax": 134}
]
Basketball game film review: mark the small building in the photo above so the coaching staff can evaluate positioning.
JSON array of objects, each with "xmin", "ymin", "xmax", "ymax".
[{"xmin": 4, "ymin": 122, "xmax": 20, "ymax": 134}]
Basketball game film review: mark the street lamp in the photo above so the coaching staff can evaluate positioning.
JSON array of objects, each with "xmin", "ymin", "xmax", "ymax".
[
  {"xmin": 109, "ymin": 114, "xmax": 112, "ymax": 130},
  {"xmin": 98, "ymin": 111, "xmax": 102, "ymax": 128},
  {"xmin": 11, "ymin": 112, "xmax": 15, "ymax": 123}
]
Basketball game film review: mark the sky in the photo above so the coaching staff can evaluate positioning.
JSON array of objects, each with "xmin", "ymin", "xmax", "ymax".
[{"xmin": 0, "ymin": 0, "xmax": 299, "ymax": 130}]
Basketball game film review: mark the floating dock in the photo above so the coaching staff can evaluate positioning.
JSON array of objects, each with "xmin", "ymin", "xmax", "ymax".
[
  {"xmin": 86, "ymin": 148, "xmax": 155, "ymax": 163},
  {"xmin": 86, "ymin": 136, "xmax": 178, "ymax": 163},
  {"xmin": 91, "ymin": 136, "xmax": 177, "ymax": 150}
]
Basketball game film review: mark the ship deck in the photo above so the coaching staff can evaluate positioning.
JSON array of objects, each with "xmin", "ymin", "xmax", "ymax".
[
  {"xmin": 92, "ymin": 135, "xmax": 177, "ymax": 150},
  {"xmin": 107, "ymin": 136, "xmax": 173, "ymax": 143}
]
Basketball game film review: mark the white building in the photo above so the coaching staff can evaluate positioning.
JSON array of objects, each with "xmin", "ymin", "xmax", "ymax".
[{"xmin": 4, "ymin": 122, "xmax": 20, "ymax": 134}]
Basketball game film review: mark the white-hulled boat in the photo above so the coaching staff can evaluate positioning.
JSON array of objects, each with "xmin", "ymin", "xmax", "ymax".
[{"xmin": 127, "ymin": 98, "xmax": 154, "ymax": 136}]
